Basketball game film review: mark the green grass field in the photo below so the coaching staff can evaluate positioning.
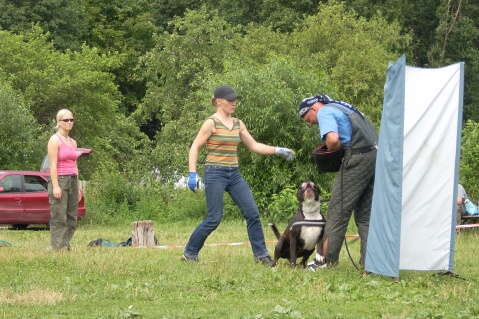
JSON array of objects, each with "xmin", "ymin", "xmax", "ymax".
[{"xmin": 0, "ymin": 221, "xmax": 478, "ymax": 319}]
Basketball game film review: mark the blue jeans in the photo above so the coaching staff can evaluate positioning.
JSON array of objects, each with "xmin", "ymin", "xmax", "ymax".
[{"xmin": 183, "ymin": 166, "xmax": 270, "ymax": 259}]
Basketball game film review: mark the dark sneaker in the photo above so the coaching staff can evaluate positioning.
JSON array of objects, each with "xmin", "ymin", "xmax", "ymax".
[
  {"xmin": 307, "ymin": 259, "xmax": 327, "ymax": 272},
  {"xmin": 256, "ymin": 255, "xmax": 274, "ymax": 267},
  {"xmin": 181, "ymin": 254, "xmax": 199, "ymax": 262}
]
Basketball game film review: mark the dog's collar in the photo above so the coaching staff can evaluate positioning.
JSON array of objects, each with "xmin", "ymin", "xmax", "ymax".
[{"xmin": 290, "ymin": 220, "xmax": 326, "ymax": 230}]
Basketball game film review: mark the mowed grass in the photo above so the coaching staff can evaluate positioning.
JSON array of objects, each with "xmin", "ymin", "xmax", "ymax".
[{"xmin": 0, "ymin": 221, "xmax": 478, "ymax": 319}]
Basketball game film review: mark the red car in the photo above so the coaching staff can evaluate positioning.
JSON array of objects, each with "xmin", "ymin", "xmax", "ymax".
[{"xmin": 0, "ymin": 148, "xmax": 92, "ymax": 229}]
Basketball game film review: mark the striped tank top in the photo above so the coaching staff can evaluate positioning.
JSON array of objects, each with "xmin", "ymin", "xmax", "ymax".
[{"xmin": 205, "ymin": 116, "xmax": 241, "ymax": 167}]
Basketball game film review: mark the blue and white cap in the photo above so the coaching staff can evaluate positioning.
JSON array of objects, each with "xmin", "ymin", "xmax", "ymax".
[{"xmin": 298, "ymin": 94, "xmax": 332, "ymax": 118}]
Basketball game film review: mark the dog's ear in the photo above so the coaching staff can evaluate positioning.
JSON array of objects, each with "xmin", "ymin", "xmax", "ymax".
[{"xmin": 309, "ymin": 181, "xmax": 321, "ymax": 196}]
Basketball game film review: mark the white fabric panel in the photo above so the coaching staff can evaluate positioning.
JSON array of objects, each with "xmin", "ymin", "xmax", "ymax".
[{"xmin": 399, "ymin": 64, "xmax": 462, "ymax": 270}]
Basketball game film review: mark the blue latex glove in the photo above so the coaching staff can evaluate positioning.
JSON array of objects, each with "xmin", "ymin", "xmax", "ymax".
[
  {"xmin": 188, "ymin": 172, "xmax": 199, "ymax": 192},
  {"xmin": 275, "ymin": 147, "xmax": 295, "ymax": 161}
]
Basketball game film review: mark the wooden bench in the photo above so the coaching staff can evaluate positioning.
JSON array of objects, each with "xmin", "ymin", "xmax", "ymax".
[{"xmin": 461, "ymin": 215, "xmax": 479, "ymax": 224}]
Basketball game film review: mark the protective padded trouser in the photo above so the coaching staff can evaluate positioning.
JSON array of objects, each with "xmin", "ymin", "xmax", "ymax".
[{"xmin": 324, "ymin": 149, "xmax": 376, "ymax": 266}]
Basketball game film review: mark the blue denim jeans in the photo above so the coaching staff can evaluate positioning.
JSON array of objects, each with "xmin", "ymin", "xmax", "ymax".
[{"xmin": 183, "ymin": 166, "xmax": 269, "ymax": 260}]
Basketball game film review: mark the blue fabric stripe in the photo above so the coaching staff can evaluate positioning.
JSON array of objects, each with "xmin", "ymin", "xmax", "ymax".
[{"xmin": 365, "ymin": 55, "xmax": 406, "ymax": 277}]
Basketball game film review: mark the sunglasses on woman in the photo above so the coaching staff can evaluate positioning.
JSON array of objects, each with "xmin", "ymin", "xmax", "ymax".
[{"xmin": 61, "ymin": 118, "xmax": 75, "ymax": 123}]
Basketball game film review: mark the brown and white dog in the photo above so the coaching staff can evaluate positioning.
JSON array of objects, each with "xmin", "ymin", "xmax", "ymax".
[{"xmin": 268, "ymin": 181, "xmax": 326, "ymax": 268}]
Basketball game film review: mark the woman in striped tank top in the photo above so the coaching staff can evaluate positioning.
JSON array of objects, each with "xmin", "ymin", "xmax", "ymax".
[{"xmin": 182, "ymin": 85, "xmax": 295, "ymax": 266}]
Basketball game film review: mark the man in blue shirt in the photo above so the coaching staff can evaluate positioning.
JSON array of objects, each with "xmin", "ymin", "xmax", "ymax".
[{"xmin": 299, "ymin": 94, "xmax": 378, "ymax": 270}]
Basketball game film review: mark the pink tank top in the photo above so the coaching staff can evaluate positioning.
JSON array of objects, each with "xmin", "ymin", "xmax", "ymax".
[{"xmin": 56, "ymin": 133, "xmax": 79, "ymax": 176}]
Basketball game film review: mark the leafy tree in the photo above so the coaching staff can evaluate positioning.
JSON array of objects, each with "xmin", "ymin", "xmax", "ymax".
[
  {"xmin": 0, "ymin": 0, "xmax": 88, "ymax": 52},
  {"xmin": 136, "ymin": 3, "xmax": 415, "ymax": 210},
  {"xmin": 403, "ymin": 0, "xmax": 442, "ymax": 67},
  {"xmin": 342, "ymin": 0, "xmax": 438, "ymax": 67},
  {"xmin": 136, "ymin": 7, "xmax": 241, "ymax": 130},
  {"xmin": 0, "ymin": 82, "xmax": 43, "ymax": 170},
  {"xmin": 213, "ymin": 56, "xmax": 336, "ymax": 203},
  {"xmin": 200, "ymin": 0, "xmax": 263, "ymax": 27},
  {"xmin": 428, "ymin": 0, "xmax": 479, "ymax": 122},
  {"xmin": 150, "ymin": 0, "xmax": 203, "ymax": 31},
  {"xmin": 84, "ymin": 0, "xmax": 158, "ymax": 116},
  {"xmin": 290, "ymin": 1, "xmax": 411, "ymax": 126},
  {"xmin": 259, "ymin": 0, "xmax": 319, "ymax": 32},
  {"xmin": 202, "ymin": 0, "xmax": 321, "ymax": 32},
  {"xmin": 149, "ymin": 53, "xmax": 335, "ymax": 207},
  {"xmin": 150, "ymin": 0, "xmax": 320, "ymax": 33},
  {"xmin": 0, "ymin": 29, "xmax": 150, "ymax": 178}
]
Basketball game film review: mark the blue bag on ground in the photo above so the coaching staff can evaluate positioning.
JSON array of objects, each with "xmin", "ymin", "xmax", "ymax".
[{"xmin": 464, "ymin": 199, "xmax": 478, "ymax": 216}]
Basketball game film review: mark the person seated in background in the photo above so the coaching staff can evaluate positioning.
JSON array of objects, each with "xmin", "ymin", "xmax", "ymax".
[{"xmin": 457, "ymin": 184, "xmax": 467, "ymax": 225}]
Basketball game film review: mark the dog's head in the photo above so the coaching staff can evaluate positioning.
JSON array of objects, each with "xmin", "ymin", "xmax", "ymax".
[{"xmin": 297, "ymin": 181, "xmax": 321, "ymax": 204}]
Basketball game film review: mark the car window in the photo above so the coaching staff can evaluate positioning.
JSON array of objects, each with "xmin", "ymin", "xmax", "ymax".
[
  {"xmin": 0, "ymin": 175, "xmax": 22, "ymax": 193},
  {"xmin": 25, "ymin": 175, "xmax": 48, "ymax": 192},
  {"xmin": 40, "ymin": 156, "xmax": 50, "ymax": 172}
]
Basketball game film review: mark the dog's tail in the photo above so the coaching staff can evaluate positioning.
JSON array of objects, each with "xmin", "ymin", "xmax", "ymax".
[{"xmin": 267, "ymin": 222, "xmax": 281, "ymax": 239}]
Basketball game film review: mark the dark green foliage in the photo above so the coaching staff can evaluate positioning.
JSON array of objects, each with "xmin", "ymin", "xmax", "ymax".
[
  {"xmin": 212, "ymin": 56, "xmax": 333, "ymax": 203},
  {"xmin": 428, "ymin": 0, "xmax": 479, "ymax": 123},
  {"xmin": 263, "ymin": 184, "xmax": 299, "ymax": 222},
  {"xmin": 84, "ymin": 0, "xmax": 158, "ymax": 115},
  {"xmin": 459, "ymin": 120, "xmax": 479, "ymax": 201},
  {"xmin": 136, "ymin": 7, "xmax": 241, "ymax": 125},
  {"xmin": 0, "ymin": 82, "xmax": 44, "ymax": 170},
  {"xmin": 291, "ymin": 1, "xmax": 411, "ymax": 126},
  {"xmin": 0, "ymin": 29, "xmax": 150, "ymax": 179},
  {"xmin": 132, "ymin": 3, "xmax": 410, "ymax": 215},
  {"xmin": 150, "ymin": 0, "xmax": 203, "ymax": 31},
  {"xmin": 1, "ymin": 0, "xmax": 478, "ymax": 224},
  {"xmin": 0, "ymin": 0, "xmax": 88, "ymax": 52},
  {"xmin": 84, "ymin": 170, "xmax": 206, "ymax": 224},
  {"xmin": 404, "ymin": 0, "xmax": 441, "ymax": 66}
]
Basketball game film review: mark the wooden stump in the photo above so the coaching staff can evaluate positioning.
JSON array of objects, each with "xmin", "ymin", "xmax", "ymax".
[{"xmin": 131, "ymin": 220, "xmax": 156, "ymax": 247}]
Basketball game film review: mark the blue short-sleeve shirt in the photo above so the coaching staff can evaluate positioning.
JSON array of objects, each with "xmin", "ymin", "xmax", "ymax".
[{"xmin": 317, "ymin": 103, "xmax": 353, "ymax": 146}]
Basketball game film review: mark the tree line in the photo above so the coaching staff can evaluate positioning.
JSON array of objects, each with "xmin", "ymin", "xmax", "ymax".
[{"xmin": 1, "ymin": 0, "xmax": 479, "ymax": 207}]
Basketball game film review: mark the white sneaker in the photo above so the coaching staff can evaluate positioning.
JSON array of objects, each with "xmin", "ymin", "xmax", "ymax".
[{"xmin": 307, "ymin": 259, "xmax": 327, "ymax": 272}]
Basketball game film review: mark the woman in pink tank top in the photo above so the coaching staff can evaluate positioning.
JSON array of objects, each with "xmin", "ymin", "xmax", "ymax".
[{"xmin": 47, "ymin": 109, "xmax": 81, "ymax": 251}]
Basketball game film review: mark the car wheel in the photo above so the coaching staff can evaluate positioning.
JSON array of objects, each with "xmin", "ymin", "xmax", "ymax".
[{"xmin": 12, "ymin": 224, "xmax": 29, "ymax": 230}]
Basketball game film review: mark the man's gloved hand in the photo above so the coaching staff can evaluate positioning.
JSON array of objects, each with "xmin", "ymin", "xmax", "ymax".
[
  {"xmin": 188, "ymin": 172, "xmax": 199, "ymax": 192},
  {"xmin": 275, "ymin": 147, "xmax": 295, "ymax": 161}
]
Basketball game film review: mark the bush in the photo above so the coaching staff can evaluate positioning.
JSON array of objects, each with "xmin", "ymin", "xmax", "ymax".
[
  {"xmin": 83, "ymin": 161, "xmax": 340, "ymax": 227},
  {"xmin": 460, "ymin": 120, "xmax": 479, "ymax": 200},
  {"xmin": 84, "ymin": 169, "xmax": 209, "ymax": 225},
  {"xmin": 263, "ymin": 184, "xmax": 298, "ymax": 223},
  {"xmin": 84, "ymin": 169, "xmax": 318, "ymax": 226},
  {"xmin": 0, "ymin": 82, "xmax": 44, "ymax": 170}
]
